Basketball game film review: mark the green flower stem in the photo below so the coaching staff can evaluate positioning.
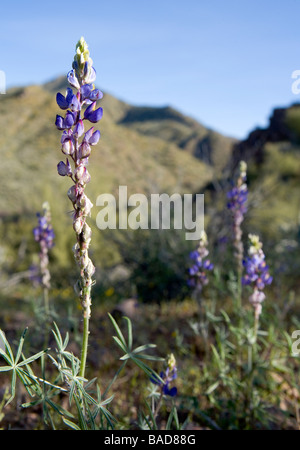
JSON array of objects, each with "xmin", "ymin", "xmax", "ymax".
[
  {"xmin": 79, "ymin": 283, "xmax": 92, "ymax": 380},
  {"xmin": 79, "ymin": 316, "xmax": 89, "ymax": 379}
]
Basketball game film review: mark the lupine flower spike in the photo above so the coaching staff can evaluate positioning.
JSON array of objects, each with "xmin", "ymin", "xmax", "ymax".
[
  {"xmin": 188, "ymin": 231, "xmax": 214, "ymax": 293},
  {"xmin": 242, "ymin": 234, "xmax": 273, "ymax": 321},
  {"xmin": 55, "ymin": 37, "xmax": 103, "ymax": 378},
  {"xmin": 33, "ymin": 201, "xmax": 55, "ymax": 291},
  {"xmin": 151, "ymin": 353, "xmax": 178, "ymax": 397},
  {"xmin": 227, "ymin": 161, "xmax": 248, "ymax": 271}
]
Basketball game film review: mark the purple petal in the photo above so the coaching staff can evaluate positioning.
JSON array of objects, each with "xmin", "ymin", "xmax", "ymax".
[
  {"xmin": 57, "ymin": 161, "xmax": 71, "ymax": 176},
  {"xmin": 73, "ymin": 119, "xmax": 84, "ymax": 137},
  {"xmin": 64, "ymin": 111, "xmax": 75, "ymax": 128},
  {"xmin": 88, "ymin": 130, "xmax": 100, "ymax": 145},
  {"xmin": 84, "ymin": 102, "xmax": 96, "ymax": 119},
  {"xmin": 81, "ymin": 84, "xmax": 93, "ymax": 99},
  {"xmin": 55, "ymin": 115, "xmax": 64, "ymax": 130},
  {"xmin": 70, "ymin": 94, "xmax": 80, "ymax": 112},
  {"xmin": 66, "ymin": 88, "xmax": 74, "ymax": 104},
  {"xmin": 90, "ymin": 89, "xmax": 103, "ymax": 101},
  {"xmin": 85, "ymin": 107, "xmax": 103, "ymax": 123},
  {"xmin": 84, "ymin": 126, "xmax": 94, "ymax": 142},
  {"xmin": 56, "ymin": 93, "xmax": 69, "ymax": 110},
  {"xmin": 67, "ymin": 69, "xmax": 80, "ymax": 90},
  {"xmin": 85, "ymin": 66, "xmax": 96, "ymax": 84}
]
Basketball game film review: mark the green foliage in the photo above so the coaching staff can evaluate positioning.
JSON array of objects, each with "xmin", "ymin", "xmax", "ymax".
[
  {"xmin": 1, "ymin": 79, "xmax": 300, "ymax": 431},
  {"xmin": 104, "ymin": 227, "xmax": 193, "ymax": 302}
]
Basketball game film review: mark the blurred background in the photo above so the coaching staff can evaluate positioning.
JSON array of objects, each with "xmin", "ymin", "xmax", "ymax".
[
  {"xmin": 1, "ymin": 0, "xmax": 300, "ymax": 430},
  {"xmin": 0, "ymin": 0, "xmax": 299, "ymax": 304}
]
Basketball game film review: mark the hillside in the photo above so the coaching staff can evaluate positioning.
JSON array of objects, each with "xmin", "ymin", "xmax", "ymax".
[
  {"xmin": 2, "ymin": 76, "xmax": 300, "ymax": 301},
  {"xmin": 44, "ymin": 76, "xmax": 236, "ymax": 173},
  {"xmin": 0, "ymin": 76, "xmax": 236, "ymax": 287},
  {"xmin": 214, "ymin": 104, "xmax": 300, "ymax": 263}
]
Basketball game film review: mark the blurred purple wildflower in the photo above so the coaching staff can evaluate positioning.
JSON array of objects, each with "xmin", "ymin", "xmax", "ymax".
[
  {"xmin": 188, "ymin": 231, "xmax": 214, "ymax": 292},
  {"xmin": 55, "ymin": 37, "xmax": 102, "ymax": 319},
  {"xmin": 242, "ymin": 234, "xmax": 273, "ymax": 319},
  {"xmin": 227, "ymin": 161, "xmax": 248, "ymax": 270},
  {"xmin": 33, "ymin": 202, "xmax": 54, "ymax": 289},
  {"xmin": 151, "ymin": 354, "xmax": 177, "ymax": 397}
]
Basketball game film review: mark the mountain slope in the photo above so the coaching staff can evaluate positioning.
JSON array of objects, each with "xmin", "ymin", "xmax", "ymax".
[
  {"xmin": 44, "ymin": 76, "xmax": 237, "ymax": 173},
  {"xmin": 225, "ymin": 103, "xmax": 300, "ymax": 241},
  {"xmin": 1, "ymin": 77, "xmax": 234, "ymax": 273}
]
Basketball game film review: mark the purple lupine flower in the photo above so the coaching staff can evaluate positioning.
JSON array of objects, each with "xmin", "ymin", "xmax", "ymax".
[
  {"xmin": 151, "ymin": 354, "xmax": 177, "ymax": 397},
  {"xmin": 55, "ymin": 37, "xmax": 102, "ymax": 319},
  {"xmin": 227, "ymin": 161, "xmax": 248, "ymax": 270},
  {"xmin": 33, "ymin": 202, "xmax": 55, "ymax": 289},
  {"xmin": 242, "ymin": 234, "xmax": 272, "ymax": 319},
  {"xmin": 188, "ymin": 231, "xmax": 214, "ymax": 292},
  {"xmin": 57, "ymin": 159, "xmax": 72, "ymax": 177}
]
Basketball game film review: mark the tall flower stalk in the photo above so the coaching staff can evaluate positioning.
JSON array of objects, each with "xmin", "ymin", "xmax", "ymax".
[
  {"xmin": 33, "ymin": 201, "xmax": 55, "ymax": 318},
  {"xmin": 242, "ymin": 234, "xmax": 273, "ymax": 338},
  {"xmin": 150, "ymin": 353, "xmax": 178, "ymax": 420},
  {"xmin": 227, "ymin": 161, "xmax": 248, "ymax": 308},
  {"xmin": 55, "ymin": 37, "xmax": 103, "ymax": 379},
  {"xmin": 188, "ymin": 230, "xmax": 214, "ymax": 331},
  {"xmin": 188, "ymin": 230, "xmax": 214, "ymax": 296}
]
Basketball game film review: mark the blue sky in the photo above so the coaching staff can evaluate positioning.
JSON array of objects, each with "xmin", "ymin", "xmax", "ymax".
[{"xmin": 1, "ymin": 0, "xmax": 300, "ymax": 139}]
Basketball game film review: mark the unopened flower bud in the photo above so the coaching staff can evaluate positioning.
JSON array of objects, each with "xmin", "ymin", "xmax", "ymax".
[
  {"xmin": 73, "ymin": 216, "xmax": 84, "ymax": 234},
  {"xmin": 82, "ymin": 223, "xmax": 92, "ymax": 243},
  {"xmin": 57, "ymin": 159, "xmax": 72, "ymax": 177},
  {"xmin": 75, "ymin": 165, "xmax": 91, "ymax": 185},
  {"xmin": 77, "ymin": 194, "xmax": 93, "ymax": 216},
  {"xmin": 78, "ymin": 141, "xmax": 91, "ymax": 159},
  {"xmin": 80, "ymin": 249, "xmax": 89, "ymax": 268},
  {"xmin": 84, "ymin": 258, "xmax": 95, "ymax": 278},
  {"xmin": 167, "ymin": 353, "xmax": 176, "ymax": 371},
  {"xmin": 68, "ymin": 185, "xmax": 77, "ymax": 203},
  {"xmin": 61, "ymin": 138, "xmax": 75, "ymax": 155},
  {"xmin": 73, "ymin": 243, "xmax": 80, "ymax": 262}
]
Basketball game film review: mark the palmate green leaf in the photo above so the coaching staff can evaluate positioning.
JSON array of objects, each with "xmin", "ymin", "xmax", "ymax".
[
  {"xmin": 109, "ymin": 314, "xmax": 164, "ymax": 387},
  {"xmin": 99, "ymin": 406, "xmax": 116, "ymax": 429},
  {"xmin": 92, "ymin": 385, "xmax": 116, "ymax": 429},
  {"xmin": 0, "ymin": 365, "xmax": 12, "ymax": 373},
  {"xmin": 112, "ymin": 336, "xmax": 128, "ymax": 354},
  {"xmin": 18, "ymin": 349, "xmax": 48, "ymax": 368},
  {"xmin": 62, "ymin": 416, "xmax": 81, "ymax": 430},
  {"xmin": 52, "ymin": 322, "xmax": 70, "ymax": 353},
  {"xmin": 131, "ymin": 343, "xmax": 159, "ymax": 355},
  {"xmin": 123, "ymin": 316, "xmax": 133, "ymax": 350},
  {"xmin": 15, "ymin": 328, "xmax": 28, "ymax": 365},
  {"xmin": 0, "ymin": 329, "xmax": 14, "ymax": 363},
  {"xmin": 166, "ymin": 405, "xmax": 180, "ymax": 430},
  {"xmin": 142, "ymin": 398, "xmax": 158, "ymax": 430},
  {"xmin": 130, "ymin": 356, "xmax": 155, "ymax": 378},
  {"xmin": 108, "ymin": 313, "xmax": 127, "ymax": 347},
  {"xmin": 0, "ymin": 329, "xmax": 48, "ymax": 405},
  {"xmin": 74, "ymin": 395, "xmax": 88, "ymax": 430}
]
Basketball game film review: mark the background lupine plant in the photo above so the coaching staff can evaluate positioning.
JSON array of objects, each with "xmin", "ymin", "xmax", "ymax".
[
  {"xmin": 55, "ymin": 37, "xmax": 103, "ymax": 378},
  {"xmin": 151, "ymin": 353, "xmax": 177, "ymax": 397},
  {"xmin": 227, "ymin": 161, "xmax": 248, "ymax": 273},
  {"xmin": 33, "ymin": 201, "xmax": 55, "ymax": 293},
  {"xmin": 188, "ymin": 230, "xmax": 214, "ymax": 293},
  {"xmin": 242, "ymin": 234, "xmax": 273, "ymax": 321}
]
